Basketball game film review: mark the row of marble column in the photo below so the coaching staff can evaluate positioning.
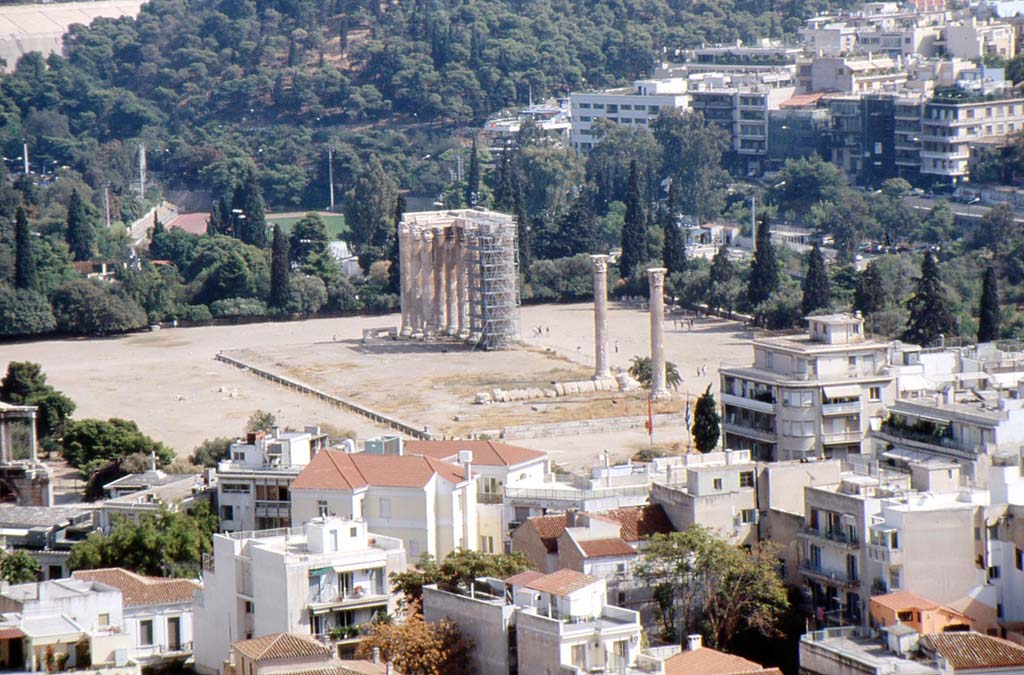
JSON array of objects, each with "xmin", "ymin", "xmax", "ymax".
[
  {"xmin": 399, "ymin": 224, "xmax": 471, "ymax": 338},
  {"xmin": 591, "ymin": 256, "xmax": 669, "ymax": 400}
]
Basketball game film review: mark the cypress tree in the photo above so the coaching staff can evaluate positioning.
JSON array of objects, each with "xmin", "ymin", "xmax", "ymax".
[
  {"xmin": 854, "ymin": 262, "xmax": 885, "ymax": 315},
  {"xmin": 801, "ymin": 241, "xmax": 831, "ymax": 317},
  {"xmin": 619, "ymin": 160, "xmax": 647, "ymax": 279},
  {"xmin": 464, "ymin": 137, "xmax": 480, "ymax": 208},
  {"xmin": 692, "ymin": 384, "xmax": 721, "ymax": 453},
  {"xmin": 902, "ymin": 251, "xmax": 958, "ymax": 347},
  {"xmin": 707, "ymin": 244, "xmax": 737, "ymax": 314},
  {"xmin": 747, "ymin": 213, "xmax": 778, "ymax": 307},
  {"xmin": 270, "ymin": 225, "xmax": 291, "ymax": 310},
  {"xmin": 514, "ymin": 177, "xmax": 532, "ymax": 275},
  {"xmin": 978, "ymin": 265, "xmax": 1000, "ymax": 343},
  {"xmin": 65, "ymin": 189, "xmax": 95, "ymax": 262},
  {"xmin": 386, "ymin": 193, "xmax": 406, "ymax": 295},
  {"xmin": 152, "ymin": 211, "xmax": 165, "ymax": 238},
  {"xmin": 661, "ymin": 181, "xmax": 686, "ymax": 277},
  {"xmin": 233, "ymin": 172, "xmax": 268, "ymax": 248},
  {"xmin": 13, "ymin": 206, "xmax": 36, "ymax": 291}
]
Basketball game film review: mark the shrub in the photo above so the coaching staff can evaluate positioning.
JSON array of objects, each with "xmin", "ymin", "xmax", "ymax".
[{"xmin": 209, "ymin": 297, "xmax": 267, "ymax": 318}]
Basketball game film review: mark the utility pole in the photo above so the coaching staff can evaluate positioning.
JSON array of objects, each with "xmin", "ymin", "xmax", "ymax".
[
  {"xmin": 328, "ymin": 146, "xmax": 335, "ymax": 210},
  {"xmin": 138, "ymin": 143, "xmax": 147, "ymax": 196},
  {"xmin": 456, "ymin": 154, "xmax": 463, "ymax": 182},
  {"xmin": 751, "ymin": 194, "xmax": 756, "ymax": 241},
  {"xmin": 22, "ymin": 142, "xmax": 28, "ymax": 175},
  {"xmin": 103, "ymin": 184, "xmax": 111, "ymax": 228}
]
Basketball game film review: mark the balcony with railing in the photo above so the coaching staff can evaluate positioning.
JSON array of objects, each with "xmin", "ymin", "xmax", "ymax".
[
  {"xmin": 721, "ymin": 392, "xmax": 776, "ymax": 415},
  {"xmin": 308, "ymin": 586, "xmax": 389, "ymax": 611},
  {"xmin": 821, "ymin": 430, "xmax": 863, "ymax": 445},
  {"xmin": 821, "ymin": 400, "xmax": 861, "ymax": 416},
  {"xmin": 798, "ymin": 527, "xmax": 860, "ymax": 549},
  {"xmin": 799, "ymin": 562, "xmax": 859, "ymax": 588},
  {"xmin": 477, "ymin": 492, "xmax": 503, "ymax": 504},
  {"xmin": 868, "ymin": 543, "xmax": 902, "ymax": 566}
]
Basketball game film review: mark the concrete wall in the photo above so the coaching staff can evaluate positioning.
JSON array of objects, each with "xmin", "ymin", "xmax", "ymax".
[
  {"xmin": 423, "ymin": 586, "xmax": 513, "ymax": 675},
  {"xmin": 901, "ymin": 507, "xmax": 983, "ymax": 604},
  {"xmin": 515, "ymin": 612, "xmax": 566, "ymax": 675},
  {"xmin": 760, "ymin": 460, "xmax": 842, "ymax": 515},
  {"xmin": 125, "ymin": 603, "xmax": 194, "ymax": 660},
  {"xmin": 511, "ymin": 520, "xmax": 558, "ymax": 573}
]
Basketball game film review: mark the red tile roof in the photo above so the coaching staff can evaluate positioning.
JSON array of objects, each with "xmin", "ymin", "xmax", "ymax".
[
  {"xmin": 577, "ymin": 538, "xmax": 636, "ymax": 558},
  {"xmin": 72, "ymin": 568, "xmax": 199, "ymax": 607},
  {"xmin": 921, "ymin": 632, "xmax": 1024, "ymax": 671},
  {"xmin": 166, "ymin": 213, "xmax": 209, "ymax": 235},
  {"xmin": 663, "ymin": 648, "xmax": 765, "ymax": 675},
  {"xmin": 232, "ymin": 633, "xmax": 332, "ymax": 662},
  {"xmin": 522, "ymin": 569, "xmax": 599, "ymax": 596},
  {"xmin": 291, "ymin": 450, "xmax": 467, "ymax": 491},
  {"xmin": 504, "ymin": 570, "xmax": 545, "ymax": 586},
  {"xmin": 871, "ymin": 590, "xmax": 941, "ymax": 612},
  {"xmin": 405, "ymin": 440, "xmax": 545, "ymax": 467},
  {"xmin": 526, "ymin": 514, "xmax": 568, "ymax": 554},
  {"xmin": 602, "ymin": 505, "xmax": 675, "ymax": 542}
]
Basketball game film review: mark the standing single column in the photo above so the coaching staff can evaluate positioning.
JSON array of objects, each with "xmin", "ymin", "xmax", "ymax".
[
  {"xmin": 445, "ymin": 228, "xmax": 458, "ymax": 335},
  {"xmin": 432, "ymin": 228, "xmax": 447, "ymax": 334},
  {"xmin": 419, "ymin": 229, "xmax": 435, "ymax": 336},
  {"xmin": 408, "ymin": 228, "xmax": 423, "ymax": 335},
  {"xmin": 399, "ymin": 224, "xmax": 413, "ymax": 336},
  {"xmin": 457, "ymin": 227, "xmax": 470, "ymax": 338},
  {"xmin": 26, "ymin": 411, "xmax": 36, "ymax": 462},
  {"xmin": 647, "ymin": 267, "xmax": 670, "ymax": 400},
  {"xmin": 0, "ymin": 416, "xmax": 11, "ymax": 463},
  {"xmin": 592, "ymin": 255, "xmax": 611, "ymax": 380}
]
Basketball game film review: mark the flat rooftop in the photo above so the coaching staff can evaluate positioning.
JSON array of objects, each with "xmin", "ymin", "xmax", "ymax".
[
  {"xmin": 0, "ymin": 506, "xmax": 92, "ymax": 529},
  {"xmin": 801, "ymin": 629, "xmax": 936, "ymax": 674}
]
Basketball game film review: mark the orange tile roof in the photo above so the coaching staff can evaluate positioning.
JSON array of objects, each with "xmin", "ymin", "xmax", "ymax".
[
  {"xmin": 522, "ymin": 569, "xmax": 599, "ymax": 596},
  {"xmin": 232, "ymin": 633, "xmax": 332, "ymax": 662},
  {"xmin": 405, "ymin": 440, "xmax": 545, "ymax": 467},
  {"xmin": 576, "ymin": 538, "xmax": 636, "ymax": 558},
  {"xmin": 504, "ymin": 570, "xmax": 545, "ymax": 586},
  {"xmin": 291, "ymin": 450, "xmax": 467, "ymax": 491},
  {"xmin": 921, "ymin": 632, "xmax": 1024, "ymax": 670},
  {"xmin": 602, "ymin": 505, "xmax": 675, "ymax": 542},
  {"xmin": 663, "ymin": 648, "xmax": 765, "ymax": 675},
  {"xmin": 870, "ymin": 590, "xmax": 941, "ymax": 612},
  {"xmin": 526, "ymin": 514, "xmax": 568, "ymax": 554},
  {"xmin": 72, "ymin": 568, "xmax": 199, "ymax": 607}
]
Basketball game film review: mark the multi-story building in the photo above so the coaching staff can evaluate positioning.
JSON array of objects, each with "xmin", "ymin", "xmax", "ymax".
[
  {"xmin": 919, "ymin": 89, "xmax": 1024, "ymax": 184},
  {"xmin": 720, "ymin": 313, "xmax": 896, "ymax": 462},
  {"xmin": 289, "ymin": 448, "xmax": 476, "ymax": 560},
  {"xmin": 72, "ymin": 568, "xmax": 200, "ymax": 670},
  {"xmin": 827, "ymin": 94, "xmax": 899, "ymax": 185},
  {"xmin": 942, "ymin": 18, "xmax": 1016, "ymax": 60},
  {"xmin": 192, "ymin": 517, "xmax": 405, "ymax": 674},
  {"xmin": 422, "ymin": 569, "xmax": 642, "ymax": 675},
  {"xmin": 400, "ymin": 439, "xmax": 548, "ymax": 552},
  {"xmin": 0, "ymin": 506, "xmax": 96, "ymax": 580},
  {"xmin": 799, "ymin": 56, "xmax": 909, "ymax": 95},
  {"xmin": 569, "ymin": 79, "xmax": 688, "ymax": 153},
  {"xmin": 216, "ymin": 427, "xmax": 329, "ymax": 532}
]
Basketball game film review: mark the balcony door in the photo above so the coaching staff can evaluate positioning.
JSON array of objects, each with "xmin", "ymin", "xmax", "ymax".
[{"xmin": 167, "ymin": 617, "xmax": 181, "ymax": 651}]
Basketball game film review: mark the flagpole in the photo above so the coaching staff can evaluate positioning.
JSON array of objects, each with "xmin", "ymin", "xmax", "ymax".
[{"xmin": 648, "ymin": 397, "xmax": 654, "ymax": 453}]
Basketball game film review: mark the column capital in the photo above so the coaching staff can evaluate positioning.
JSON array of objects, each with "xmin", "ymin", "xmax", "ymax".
[
  {"xmin": 421, "ymin": 228, "xmax": 434, "ymax": 242},
  {"xmin": 591, "ymin": 254, "xmax": 609, "ymax": 274},
  {"xmin": 646, "ymin": 267, "xmax": 667, "ymax": 285}
]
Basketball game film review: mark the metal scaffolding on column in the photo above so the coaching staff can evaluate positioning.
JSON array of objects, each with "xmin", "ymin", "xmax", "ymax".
[{"xmin": 466, "ymin": 213, "xmax": 520, "ymax": 351}]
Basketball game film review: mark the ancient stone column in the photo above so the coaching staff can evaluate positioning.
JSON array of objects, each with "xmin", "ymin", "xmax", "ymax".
[
  {"xmin": 0, "ymin": 415, "xmax": 11, "ymax": 463},
  {"xmin": 457, "ymin": 226, "xmax": 470, "ymax": 339},
  {"xmin": 592, "ymin": 255, "xmax": 611, "ymax": 380},
  {"xmin": 419, "ymin": 229, "xmax": 435, "ymax": 336},
  {"xmin": 408, "ymin": 227, "xmax": 423, "ymax": 335},
  {"xmin": 27, "ymin": 411, "xmax": 36, "ymax": 462},
  {"xmin": 647, "ymin": 267, "xmax": 670, "ymax": 400},
  {"xmin": 399, "ymin": 224, "xmax": 413, "ymax": 336},
  {"xmin": 445, "ymin": 228, "xmax": 458, "ymax": 335},
  {"xmin": 432, "ymin": 228, "xmax": 447, "ymax": 334}
]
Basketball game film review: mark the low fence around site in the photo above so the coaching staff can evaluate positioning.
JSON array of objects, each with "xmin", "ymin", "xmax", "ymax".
[
  {"xmin": 496, "ymin": 412, "xmax": 686, "ymax": 440},
  {"xmin": 214, "ymin": 353, "xmax": 435, "ymax": 440}
]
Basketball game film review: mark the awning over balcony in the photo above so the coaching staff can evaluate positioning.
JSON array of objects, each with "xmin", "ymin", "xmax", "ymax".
[
  {"xmin": 897, "ymin": 374, "xmax": 933, "ymax": 392},
  {"xmin": 823, "ymin": 384, "xmax": 861, "ymax": 399}
]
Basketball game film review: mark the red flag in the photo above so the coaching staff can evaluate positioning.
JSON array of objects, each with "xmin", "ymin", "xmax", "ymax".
[{"xmin": 646, "ymin": 398, "xmax": 654, "ymax": 436}]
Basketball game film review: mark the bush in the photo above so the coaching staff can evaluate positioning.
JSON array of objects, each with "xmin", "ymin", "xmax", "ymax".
[
  {"xmin": 527, "ymin": 254, "xmax": 593, "ymax": 302},
  {"xmin": 181, "ymin": 304, "xmax": 212, "ymax": 322},
  {"xmin": 0, "ymin": 287, "xmax": 55, "ymax": 336},
  {"xmin": 327, "ymin": 276, "xmax": 360, "ymax": 311},
  {"xmin": 51, "ymin": 279, "xmax": 147, "ymax": 335},
  {"xmin": 61, "ymin": 418, "xmax": 175, "ymax": 470},
  {"xmin": 287, "ymin": 274, "xmax": 327, "ymax": 315},
  {"xmin": 209, "ymin": 297, "xmax": 268, "ymax": 318}
]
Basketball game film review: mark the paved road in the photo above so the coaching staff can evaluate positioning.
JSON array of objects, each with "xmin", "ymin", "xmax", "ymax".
[{"xmin": 902, "ymin": 195, "xmax": 1024, "ymax": 223}]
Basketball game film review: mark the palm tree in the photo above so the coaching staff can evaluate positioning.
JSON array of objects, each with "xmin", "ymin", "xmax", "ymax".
[{"xmin": 628, "ymin": 356, "xmax": 682, "ymax": 389}]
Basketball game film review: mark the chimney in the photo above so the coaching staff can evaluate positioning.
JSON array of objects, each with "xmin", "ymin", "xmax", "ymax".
[
  {"xmin": 270, "ymin": 425, "xmax": 280, "ymax": 438},
  {"xmin": 150, "ymin": 451, "xmax": 157, "ymax": 472},
  {"xmin": 459, "ymin": 450, "xmax": 473, "ymax": 481},
  {"xmin": 687, "ymin": 635, "xmax": 703, "ymax": 651},
  {"xmin": 385, "ymin": 662, "xmax": 394, "ymax": 675},
  {"xmin": 566, "ymin": 508, "xmax": 578, "ymax": 527},
  {"xmin": 372, "ymin": 648, "xmax": 381, "ymax": 665}
]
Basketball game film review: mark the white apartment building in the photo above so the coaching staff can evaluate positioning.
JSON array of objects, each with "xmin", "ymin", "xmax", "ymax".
[
  {"xmin": 402, "ymin": 439, "xmax": 548, "ymax": 552},
  {"xmin": 569, "ymin": 79, "xmax": 688, "ymax": 152},
  {"xmin": 720, "ymin": 313, "xmax": 896, "ymax": 462},
  {"xmin": 422, "ymin": 569, "xmax": 642, "ymax": 675},
  {"xmin": 942, "ymin": 18, "xmax": 1016, "ymax": 60},
  {"xmin": 216, "ymin": 426, "xmax": 329, "ymax": 532},
  {"xmin": 798, "ymin": 55, "xmax": 909, "ymax": 95},
  {"xmin": 920, "ymin": 92, "xmax": 1024, "ymax": 183},
  {"xmin": 289, "ymin": 448, "xmax": 476, "ymax": 560},
  {"xmin": 72, "ymin": 568, "xmax": 199, "ymax": 669},
  {"xmin": 193, "ymin": 517, "xmax": 405, "ymax": 674}
]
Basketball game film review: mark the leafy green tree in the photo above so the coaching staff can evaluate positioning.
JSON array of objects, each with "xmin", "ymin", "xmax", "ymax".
[
  {"xmin": 653, "ymin": 110, "xmax": 729, "ymax": 224},
  {"xmin": 464, "ymin": 137, "xmax": 480, "ymax": 208},
  {"xmin": 14, "ymin": 206, "xmax": 36, "ymax": 290},
  {"xmin": 920, "ymin": 203, "xmax": 956, "ymax": 245},
  {"xmin": 270, "ymin": 225, "xmax": 290, "ymax": 310},
  {"xmin": 355, "ymin": 609, "xmax": 474, "ymax": 675},
  {"xmin": 65, "ymin": 189, "xmax": 95, "ymax": 261},
  {"xmin": 661, "ymin": 183, "xmax": 686, "ymax": 278},
  {"xmin": 61, "ymin": 418, "xmax": 174, "ymax": 470},
  {"xmin": 68, "ymin": 503, "xmax": 218, "ymax": 578},
  {"xmin": 586, "ymin": 121, "xmax": 662, "ymax": 211},
  {"xmin": 636, "ymin": 527, "xmax": 788, "ymax": 649},
  {"xmin": 0, "ymin": 550, "xmax": 40, "ymax": 583},
  {"xmin": 747, "ymin": 215, "xmax": 778, "ymax": 308},
  {"xmin": 190, "ymin": 437, "xmax": 233, "ymax": 468},
  {"xmin": 246, "ymin": 410, "xmax": 277, "ymax": 433},
  {"xmin": 902, "ymin": 252, "xmax": 958, "ymax": 347},
  {"xmin": 386, "ymin": 193, "xmax": 405, "ymax": 296},
  {"xmin": 854, "ymin": 262, "xmax": 886, "ymax": 315},
  {"xmin": 0, "ymin": 288, "xmax": 55, "ymax": 336},
  {"xmin": 526, "ymin": 254, "xmax": 594, "ymax": 302},
  {"xmin": 627, "ymin": 356, "xmax": 682, "ymax": 390},
  {"xmin": 707, "ymin": 245, "xmax": 739, "ymax": 315},
  {"xmin": 692, "ymin": 385, "xmax": 720, "ymax": 453},
  {"xmin": 345, "ymin": 156, "xmax": 398, "ymax": 270},
  {"xmin": 773, "ymin": 156, "xmax": 846, "ymax": 210},
  {"xmin": 975, "ymin": 203, "xmax": 1018, "ymax": 256},
  {"xmin": 51, "ymin": 279, "xmax": 147, "ymax": 335},
  {"xmin": 619, "ymin": 161, "xmax": 647, "ymax": 279},
  {"xmin": 391, "ymin": 548, "xmax": 531, "ymax": 604},
  {"xmin": 978, "ymin": 266, "xmax": 1000, "ymax": 343},
  {"xmin": 0, "ymin": 361, "xmax": 75, "ymax": 446},
  {"xmin": 288, "ymin": 213, "xmax": 330, "ymax": 266},
  {"xmin": 801, "ymin": 242, "xmax": 831, "ymax": 317},
  {"xmin": 288, "ymin": 274, "xmax": 326, "ymax": 314}
]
